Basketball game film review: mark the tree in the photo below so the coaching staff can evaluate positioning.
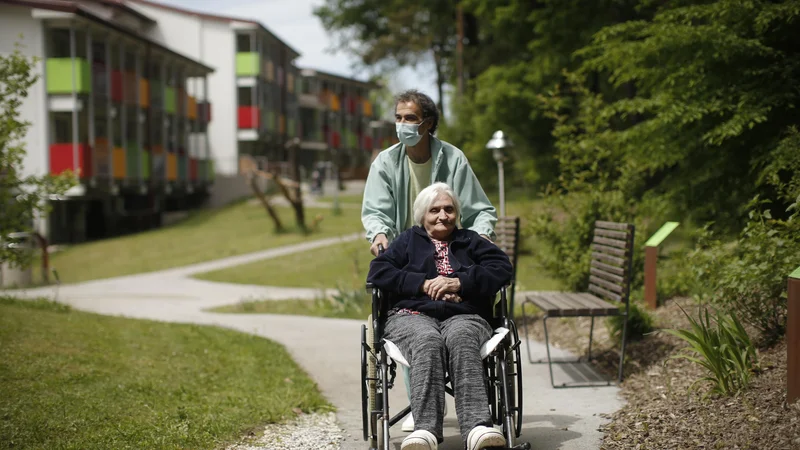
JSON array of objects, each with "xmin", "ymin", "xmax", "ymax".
[{"xmin": 1, "ymin": 44, "xmax": 74, "ymax": 268}]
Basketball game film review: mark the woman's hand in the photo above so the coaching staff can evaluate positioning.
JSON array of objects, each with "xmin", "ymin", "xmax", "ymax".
[
  {"xmin": 442, "ymin": 293, "xmax": 463, "ymax": 303},
  {"xmin": 424, "ymin": 276, "xmax": 461, "ymax": 300}
]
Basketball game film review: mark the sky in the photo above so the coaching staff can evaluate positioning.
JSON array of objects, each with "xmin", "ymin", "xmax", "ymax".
[{"xmin": 158, "ymin": 0, "xmax": 442, "ymax": 117}]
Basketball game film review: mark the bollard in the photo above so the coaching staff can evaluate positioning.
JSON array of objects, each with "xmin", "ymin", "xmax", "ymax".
[
  {"xmin": 789, "ymin": 266, "xmax": 800, "ymax": 404},
  {"xmin": 643, "ymin": 222, "xmax": 680, "ymax": 310}
]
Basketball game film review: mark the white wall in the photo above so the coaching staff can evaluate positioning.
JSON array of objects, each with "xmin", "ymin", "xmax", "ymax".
[
  {"xmin": 131, "ymin": 3, "xmax": 239, "ymax": 176},
  {"xmin": 0, "ymin": 6, "xmax": 49, "ymax": 235}
]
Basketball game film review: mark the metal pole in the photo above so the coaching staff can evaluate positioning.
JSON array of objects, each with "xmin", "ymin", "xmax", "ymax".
[
  {"xmin": 497, "ymin": 160, "xmax": 505, "ymax": 217},
  {"xmin": 87, "ymin": 28, "xmax": 95, "ymax": 184},
  {"xmin": 106, "ymin": 37, "xmax": 113, "ymax": 187},
  {"xmin": 645, "ymin": 246, "xmax": 658, "ymax": 309},
  {"xmin": 788, "ymin": 270, "xmax": 800, "ymax": 404}
]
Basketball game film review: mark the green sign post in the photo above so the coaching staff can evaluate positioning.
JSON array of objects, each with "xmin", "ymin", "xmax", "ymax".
[
  {"xmin": 789, "ymin": 266, "xmax": 800, "ymax": 404},
  {"xmin": 644, "ymin": 222, "xmax": 680, "ymax": 310}
]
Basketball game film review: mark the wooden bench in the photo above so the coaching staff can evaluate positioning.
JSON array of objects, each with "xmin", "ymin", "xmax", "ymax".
[
  {"xmin": 520, "ymin": 220, "xmax": 635, "ymax": 387},
  {"xmin": 494, "ymin": 216, "xmax": 521, "ymax": 317}
]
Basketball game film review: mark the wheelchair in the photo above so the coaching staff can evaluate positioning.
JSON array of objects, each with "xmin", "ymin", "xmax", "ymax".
[{"xmin": 360, "ymin": 278, "xmax": 530, "ymax": 450}]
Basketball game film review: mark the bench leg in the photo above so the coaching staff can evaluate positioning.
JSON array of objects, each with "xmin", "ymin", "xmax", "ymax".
[
  {"xmin": 542, "ymin": 315, "xmax": 556, "ymax": 388},
  {"xmin": 588, "ymin": 316, "xmax": 595, "ymax": 361},
  {"xmin": 618, "ymin": 313, "xmax": 629, "ymax": 383},
  {"xmin": 520, "ymin": 299, "xmax": 536, "ymax": 364}
]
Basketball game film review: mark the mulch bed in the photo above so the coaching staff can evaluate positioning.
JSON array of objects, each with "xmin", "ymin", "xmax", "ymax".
[{"xmin": 518, "ymin": 298, "xmax": 800, "ymax": 449}]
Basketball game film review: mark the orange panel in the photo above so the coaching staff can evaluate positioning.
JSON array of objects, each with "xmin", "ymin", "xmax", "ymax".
[
  {"xmin": 139, "ymin": 79, "xmax": 150, "ymax": 108},
  {"xmin": 112, "ymin": 147, "xmax": 126, "ymax": 179},
  {"xmin": 279, "ymin": 115, "xmax": 285, "ymax": 134},
  {"xmin": 331, "ymin": 94, "xmax": 341, "ymax": 111},
  {"xmin": 166, "ymin": 153, "xmax": 177, "ymax": 181},
  {"xmin": 188, "ymin": 96, "xmax": 197, "ymax": 120}
]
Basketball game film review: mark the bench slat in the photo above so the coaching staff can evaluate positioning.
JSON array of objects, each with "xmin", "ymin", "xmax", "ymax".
[
  {"xmin": 590, "ymin": 267, "xmax": 624, "ymax": 284},
  {"xmin": 589, "ymin": 275, "xmax": 624, "ymax": 294},
  {"xmin": 594, "ymin": 228, "xmax": 629, "ymax": 239},
  {"xmin": 589, "ymin": 284, "xmax": 623, "ymax": 302},
  {"xmin": 592, "ymin": 235, "xmax": 628, "ymax": 249},
  {"xmin": 590, "ymin": 259, "xmax": 625, "ymax": 276},
  {"xmin": 595, "ymin": 220, "xmax": 631, "ymax": 231},
  {"xmin": 592, "ymin": 243, "xmax": 627, "ymax": 257},
  {"xmin": 565, "ymin": 292, "xmax": 618, "ymax": 315},
  {"xmin": 526, "ymin": 293, "xmax": 565, "ymax": 315},
  {"xmin": 591, "ymin": 252, "xmax": 626, "ymax": 266}
]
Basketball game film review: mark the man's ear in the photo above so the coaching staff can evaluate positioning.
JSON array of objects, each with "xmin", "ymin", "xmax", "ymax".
[{"xmin": 419, "ymin": 117, "xmax": 432, "ymax": 135}]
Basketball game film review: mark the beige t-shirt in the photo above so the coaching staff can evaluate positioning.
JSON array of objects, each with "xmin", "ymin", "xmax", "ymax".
[{"xmin": 405, "ymin": 156, "xmax": 432, "ymax": 230}]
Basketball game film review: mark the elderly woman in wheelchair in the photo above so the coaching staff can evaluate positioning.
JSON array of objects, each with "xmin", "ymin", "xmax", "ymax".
[{"xmin": 364, "ymin": 182, "xmax": 527, "ymax": 450}]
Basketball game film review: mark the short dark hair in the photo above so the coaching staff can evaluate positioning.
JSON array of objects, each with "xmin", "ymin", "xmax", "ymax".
[{"xmin": 394, "ymin": 89, "xmax": 439, "ymax": 135}]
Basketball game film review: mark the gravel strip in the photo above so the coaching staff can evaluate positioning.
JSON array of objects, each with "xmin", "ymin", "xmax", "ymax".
[{"xmin": 226, "ymin": 412, "xmax": 343, "ymax": 450}]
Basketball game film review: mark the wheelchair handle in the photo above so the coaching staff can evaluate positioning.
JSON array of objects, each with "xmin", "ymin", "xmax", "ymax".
[{"xmin": 377, "ymin": 243, "xmax": 385, "ymax": 255}]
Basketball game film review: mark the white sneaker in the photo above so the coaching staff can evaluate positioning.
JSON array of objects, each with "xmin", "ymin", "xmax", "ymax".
[
  {"xmin": 402, "ymin": 403, "xmax": 448, "ymax": 432},
  {"xmin": 401, "ymin": 413, "xmax": 415, "ymax": 432},
  {"xmin": 401, "ymin": 429, "xmax": 438, "ymax": 450},
  {"xmin": 467, "ymin": 425, "xmax": 506, "ymax": 450}
]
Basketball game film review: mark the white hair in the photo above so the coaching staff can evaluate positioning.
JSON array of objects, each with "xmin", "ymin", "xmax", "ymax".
[{"xmin": 412, "ymin": 182, "xmax": 461, "ymax": 226}]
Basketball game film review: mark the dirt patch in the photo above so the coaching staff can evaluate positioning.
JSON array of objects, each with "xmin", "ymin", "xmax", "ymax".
[{"xmin": 518, "ymin": 298, "xmax": 800, "ymax": 449}]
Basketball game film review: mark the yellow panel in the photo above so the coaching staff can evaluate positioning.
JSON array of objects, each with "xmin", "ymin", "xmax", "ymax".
[
  {"xmin": 363, "ymin": 99, "xmax": 372, "ymax": 116},
  {"xmin": 331, "ymin": 94, "xmax": 341, "ymax": 111},
  {"xmin": 112, "ymin": 147, "xmax": 126, "ymax": 179},
  {"xmin": 139, "ymin": 79, "xmax": 150, "ymax": 108},
  {"xmin": 167, "ymin": 153, "xmax": 178, "ymax": 181}
]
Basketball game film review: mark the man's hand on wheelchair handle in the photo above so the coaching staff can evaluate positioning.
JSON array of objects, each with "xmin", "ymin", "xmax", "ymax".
[{"xmin": 370, "ymin": 234, "xmax": 389, "ymax": 256}]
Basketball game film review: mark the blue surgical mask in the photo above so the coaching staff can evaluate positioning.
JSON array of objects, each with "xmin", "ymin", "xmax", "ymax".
[{"xmin": 396, "ymin": 121, "xmax": 427, "ymax": 147}]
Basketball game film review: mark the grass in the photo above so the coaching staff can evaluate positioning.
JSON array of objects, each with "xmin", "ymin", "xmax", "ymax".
[
  {"xmin": 33, "ymin": 198, "xmax": 362, "ymax": 284},
  {"xmin": 0, "ymin": 295, "xmax": 331, "ymax": 449},
  {"xmin": 212, "ymin": 290, "xmax": 371, "ymax": 320}
]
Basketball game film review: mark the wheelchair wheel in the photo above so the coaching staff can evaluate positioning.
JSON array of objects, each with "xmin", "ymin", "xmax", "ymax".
[
  {"xmin": 366, "ymin": 314, "xmax": 378, "ymax": 448},
  {"xmin": 501, "ymin": 320, "xmax": 524, "ymax": 438}
]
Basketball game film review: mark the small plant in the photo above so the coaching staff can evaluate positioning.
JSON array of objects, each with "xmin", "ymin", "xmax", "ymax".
[
  {"xmin": 606, "ymin": 300, "xmax": 655, "ymax": 344},
  {"xmin": 663, "ymin": 302, "xmax": 759, "ymax": 397},
  {"xmin": 314, "ymin": 283, "xmax": 370, "ymax": 316}
]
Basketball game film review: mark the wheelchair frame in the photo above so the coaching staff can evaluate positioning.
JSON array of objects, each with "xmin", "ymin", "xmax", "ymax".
[{"xmin": 360, "ymin": 283, "xmax": 531, "ymax": 450}]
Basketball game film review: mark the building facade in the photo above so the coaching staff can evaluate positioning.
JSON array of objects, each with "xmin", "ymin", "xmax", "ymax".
[
  {"xmin": 2, "ymin": 0, "xmax": 395, "ymax": 244},
  {"xmin": 1, "ymin": 0, "xmax": 214, "ymax": 243}
]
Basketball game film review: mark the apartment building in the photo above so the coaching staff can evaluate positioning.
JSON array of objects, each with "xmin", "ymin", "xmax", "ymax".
[{"xmin": 1, "ymin": 0, "xmax": 214, "ymax": 243}]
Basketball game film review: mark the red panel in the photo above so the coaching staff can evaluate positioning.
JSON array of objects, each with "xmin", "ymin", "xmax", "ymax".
[
  {"xmin": 332, "ymin": 131, "xmax": 341, "ymax": 149},
  {"xmin": 111, "ymin": 71, "xmax": 123, "ymax": 102},
  {"xmin": 50, "ymin": 143, "xmax": 92, "ymax": 178},
  {"xmin": 237, "ymin": 106, "xmax": 260, "ymax": 129},
  {"xmin": 364, "ymin": 135, "xmax": 373, "ymax": 150},
  {"xmin": 189, "ymin": 158, "xmax": 198, "ymax": 180}
]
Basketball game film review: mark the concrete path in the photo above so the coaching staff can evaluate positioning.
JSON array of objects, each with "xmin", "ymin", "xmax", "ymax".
[{"xmin": 6, "ymin": 235, "xmax": 623, "ymax": 450}]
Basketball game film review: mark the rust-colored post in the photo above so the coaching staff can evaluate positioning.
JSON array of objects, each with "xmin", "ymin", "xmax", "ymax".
[
  {"xmin": 788, "ymin": 268, "xmax": 800, "ymax": 404},
  {"xmin": 644, "ymin": 246, "xmax": 658, "ymax": 310}
]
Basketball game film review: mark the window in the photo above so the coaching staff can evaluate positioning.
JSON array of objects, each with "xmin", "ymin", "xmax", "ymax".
[
  {"xmin": 236, "ymin": 33, "xmax": 253, "ymax": 52},
  {"xmin": 238, "ymin": 87, "xmax": 254, "ymax": 107},
  {"xmin": 52, "ymin": 112, "xmax": 72, "ymax": 142},
  {"xmin": 49, "ymin": 29, "xmax": 71, "ymax": 58}
]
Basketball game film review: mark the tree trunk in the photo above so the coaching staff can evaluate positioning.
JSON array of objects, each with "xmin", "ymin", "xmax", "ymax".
[
  {"xmin": 249, "ymin": 176, "xmax": 284, "ymax": 232},
  {"xmin": 288, "ymin": 139, "xmax": 307, "ymax": 232},
  {"xmin": 434, "ymin": 48, "xmax": 446, "ymax": 121}
]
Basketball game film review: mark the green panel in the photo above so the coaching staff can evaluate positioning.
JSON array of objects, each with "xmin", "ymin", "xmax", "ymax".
[
  {"xmin": 164, "ymin": 87, "xmax": 176, "ymax": 114},
  {"xmin": 791, "ymin": 266, "xmax": 800, "ymax": 280},
  {"xmin": 645, "ymin": 221, "xmax": 680, "ymax": 247},
  {"xmin": 125, "ymin": 142, "xmax": 139, "ymax": 178},
  {"xmin": 150, "ymin": 80, "xmax": 164, "ymax": 105},
  {"xmin": 288, "ymin": 119, "xmax": 295, "ymax": 137},
  {"xmin": 236, "ymin": 53, "xmax": 261, "ymax": 76},
  {"xmin": 178, "ymin": 156, "xmax": 187, "ymax": 180},
  {"xmin": 46, "ymin": 58, "xmax": 90, "ymax": 94},
  {"xmin": 141, "ymin": 151, "xmax": 150, "ymax": 180}
]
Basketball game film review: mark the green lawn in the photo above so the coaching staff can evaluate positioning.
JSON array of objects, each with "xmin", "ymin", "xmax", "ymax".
[
  {"xmin": 0, "ymin": 296, "xmax": 331, "ymax": 450},
  {"xmin": 35, "ymin": 199, "xmax": 362, "ymax": 284}
]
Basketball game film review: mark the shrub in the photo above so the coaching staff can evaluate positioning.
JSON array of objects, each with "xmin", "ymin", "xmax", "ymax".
[
  {"xmin": 606, "ymin": 299, "xmax": 655, "ymax": 344},
  {"xmin": 663, "ymin": 303, "xmax": 759, "ymax": 397},
  {"xmin": 688, "ymin": 198, "xmax": 800, "ymax": 341}
]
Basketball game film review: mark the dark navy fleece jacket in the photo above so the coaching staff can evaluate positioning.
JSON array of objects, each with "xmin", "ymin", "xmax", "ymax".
[{"xmin": 366, "ymin": 226, "xmax": 512, "ymax": 321}]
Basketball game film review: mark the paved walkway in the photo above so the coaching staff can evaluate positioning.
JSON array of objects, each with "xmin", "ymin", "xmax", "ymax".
[{"xmin": 7, "ymin": 235, "xmax": 623, "ymax": 450}]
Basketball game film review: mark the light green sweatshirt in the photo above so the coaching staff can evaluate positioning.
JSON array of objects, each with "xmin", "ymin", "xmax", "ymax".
[{"xmin": 361, "ymin": 137, "xmax": 497, "ymax": 243}]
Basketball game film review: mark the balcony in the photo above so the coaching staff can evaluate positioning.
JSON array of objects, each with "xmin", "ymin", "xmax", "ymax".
[
  {"xmin": 139, "ymin": 79, "xmax": 150, "ymax": 108},
  {"xmin": 236, "ymin": 52, "xmax": 261, "ymax": 77},
  {"xmin": 112, "ymin": 147, "xmax": 126, "ymax": 179},
  {"xmin": 188, "ymin": 96, "xmax": 197, "ymax": 120},
  {"xmin": 50, "ymin": 143, "xmax": 92, "ymax": 178},
  {"xmin": 238, "ymin": 106, "xmax": 260, "ymax": 129},
  {"xmin": 198, "ymin": 101, "xmax": 212, "ymax": 122},
  {"xmin": 166, "ymin": 153, "xmax": 177, "ymax": 181},
  {"xmin": 46, "ymin": 58, "xmax": 90, "ymax": 94}
]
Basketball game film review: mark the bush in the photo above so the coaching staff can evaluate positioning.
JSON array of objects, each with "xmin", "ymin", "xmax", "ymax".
[
  {"xmin": 664, "ymin": 303, "xmax": 759, "ymax": 397},
  {"xmin": 606, "ymin": 300, "xmax": 655, "ymax": 344},
  {"xmin": 688, "ymin": 199, "xmax": 800, "ymax": 341}
]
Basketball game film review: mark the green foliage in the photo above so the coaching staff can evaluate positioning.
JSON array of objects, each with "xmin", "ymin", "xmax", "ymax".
[
  {"xmin": 1, "ymin": 43, "xmax": 75, "ymax": 268},
  {"xmin": 606, "ymin": 300, "xmax": 655, "ymax": 344},
  {"xmin": 315, "ymin": 284, "xmax": 371, "ymax": 316},
  {"xmin": 663, "ymin": 303, "xmax": 759, "ymax": 397},
  {"xmin": 688, "ymin": 199, "xmax": 800, "ymax": 340}
]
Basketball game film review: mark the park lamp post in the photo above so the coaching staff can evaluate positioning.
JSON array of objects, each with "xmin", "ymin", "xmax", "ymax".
[{"xmin": 485, "ymin": 130, "xmax": 512, "ymax": 217}]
